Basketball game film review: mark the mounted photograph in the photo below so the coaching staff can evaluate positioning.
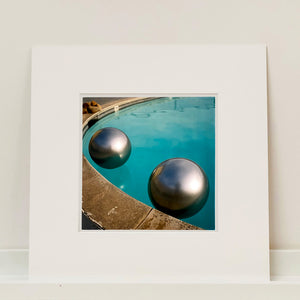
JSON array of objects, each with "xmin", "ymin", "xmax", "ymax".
[
  {"xmin": 30, "ymin": 45, "xmax": 269, "ymax": 281},
  {"xmin": 82, "ymin": 96, "xmax": 216, "ymax": 230}
]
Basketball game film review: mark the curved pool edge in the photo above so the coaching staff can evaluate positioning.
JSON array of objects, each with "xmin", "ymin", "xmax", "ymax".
[
  {"xmin": 83, "ymin": 97, "xmax": 157, "ymax": 137},
  {"xmin": 82, "ymin": 97, "xmax": 202, "ymax": 230}
]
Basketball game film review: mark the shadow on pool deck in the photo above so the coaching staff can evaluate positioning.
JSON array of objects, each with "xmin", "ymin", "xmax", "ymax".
[{"xmin": 82, "ymin": 97, "xmax": 201, "ymax": 230}]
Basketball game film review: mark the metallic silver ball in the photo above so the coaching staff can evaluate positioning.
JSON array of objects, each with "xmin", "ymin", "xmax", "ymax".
[
  {"xmin": 148, "ymin": 158, "xmax": 209, "ymax": 219},
  {"xmin": 89, "ymin": 127, "xmax": 131, "ymax": 169}
]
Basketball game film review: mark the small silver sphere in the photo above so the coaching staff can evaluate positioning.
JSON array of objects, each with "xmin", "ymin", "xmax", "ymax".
[
  {"xmin": 148, "ymin": 158, "xmax": 209, "ymax": 219},
  {"xmin": 89, "ymin": 127, "xmax": 131, "ymax": 169}
]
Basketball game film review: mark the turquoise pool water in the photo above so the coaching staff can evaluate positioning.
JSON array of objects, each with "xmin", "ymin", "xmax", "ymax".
[{"xmin": 83, "ymin": 97, "xmax": 215, "ymax": 229}]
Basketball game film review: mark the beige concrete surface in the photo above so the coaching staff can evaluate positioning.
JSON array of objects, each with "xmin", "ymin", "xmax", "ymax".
[{"xmin": 82, "ymin": 156, "xmax": 200, "ymax": 230}]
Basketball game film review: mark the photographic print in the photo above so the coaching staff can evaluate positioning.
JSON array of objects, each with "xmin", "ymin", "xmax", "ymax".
[
  {"xmin": 30, "ymin": 46, "xmax": 269, "ymax": 280},
  {"xmin": 82, "ymin": 96, "xmax": 216, "ymax": 230}
]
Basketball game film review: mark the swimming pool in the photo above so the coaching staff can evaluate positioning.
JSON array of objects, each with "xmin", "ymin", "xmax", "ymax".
[{"xmin": 82, "ymin": 97, "xmax": 215, "ymax": 229}]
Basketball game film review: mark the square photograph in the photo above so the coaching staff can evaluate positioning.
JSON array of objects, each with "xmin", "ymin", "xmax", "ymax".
[{"xmin": 82, "ymin": 96, "xmax": 215, "ymax": 230}]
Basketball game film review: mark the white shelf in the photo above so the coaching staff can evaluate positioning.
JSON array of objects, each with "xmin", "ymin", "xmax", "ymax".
[{"xmin": 1, "ymin": 249, "xmax": 300, "ymax": 299}]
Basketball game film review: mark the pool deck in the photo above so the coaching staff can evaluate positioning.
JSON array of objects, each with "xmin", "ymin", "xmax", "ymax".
[{"xmin": 82, "ymin": 97, "xmax": 201, "ymax": 230}]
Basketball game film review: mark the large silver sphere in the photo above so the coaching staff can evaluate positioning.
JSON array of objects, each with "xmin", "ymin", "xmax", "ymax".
[
  {"xmin": 89, "ymin": 127, "xmax": 131, "ymax": 169},
  {"xmin": 148, "ymin": 158, "xmax": 209, "ymax": 219}
]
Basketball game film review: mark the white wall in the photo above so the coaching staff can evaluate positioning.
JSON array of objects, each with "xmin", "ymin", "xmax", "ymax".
[{"xmin": 0, "ymin": 0, "xmax": 299, "ymax": 249}]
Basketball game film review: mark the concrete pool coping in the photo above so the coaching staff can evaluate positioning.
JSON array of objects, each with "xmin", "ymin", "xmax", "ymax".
[{"xmin": 82, "ymin": 97, "xmax": 201, "ymax": 230}]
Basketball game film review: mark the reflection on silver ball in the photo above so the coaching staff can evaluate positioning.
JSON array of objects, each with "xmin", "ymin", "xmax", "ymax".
[
  {"xmin": 89, "ymin": 127, "xmax": 131, "ymax": 169},
  {"xmin": 148, "ymin": 158, "xmax": 209, "ymax": 219}
]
